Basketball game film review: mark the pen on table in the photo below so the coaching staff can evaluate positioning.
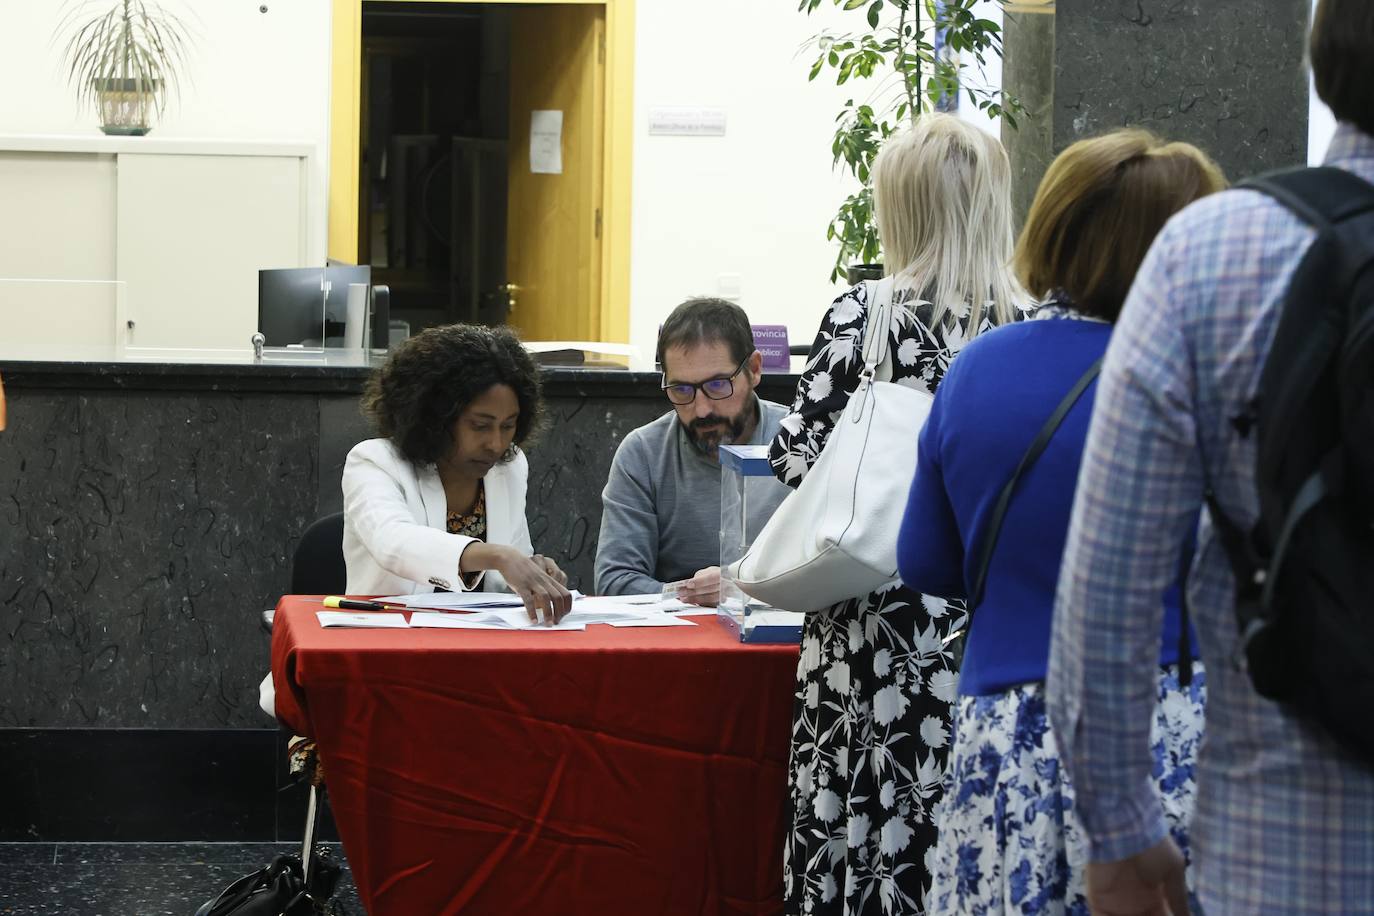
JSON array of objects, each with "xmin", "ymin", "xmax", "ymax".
[{"xmin": 322, "ymin": 596, "xmax": 401, "ymax": 612}]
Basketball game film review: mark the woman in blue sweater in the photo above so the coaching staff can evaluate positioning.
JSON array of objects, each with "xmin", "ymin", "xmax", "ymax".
[{"xmin": 897, "ymin": 130, "xmax": 1225, "ymax": 914}]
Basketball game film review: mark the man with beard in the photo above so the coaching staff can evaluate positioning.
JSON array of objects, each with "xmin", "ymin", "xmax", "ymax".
[{"xmin": 595, "ymin": 298, "xmax": 789, "ymax": 603}]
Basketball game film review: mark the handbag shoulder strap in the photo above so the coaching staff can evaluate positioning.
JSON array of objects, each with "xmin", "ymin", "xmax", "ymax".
[
  {"xmin": 860, "ymin": 277, "xmax": 896, "ymax": 383},
  {"xmin": 967, "ymin": 356, "xmax": 1104, "ymax": 610}
]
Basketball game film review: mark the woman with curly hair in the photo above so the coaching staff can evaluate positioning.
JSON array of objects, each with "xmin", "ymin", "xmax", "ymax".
[
  {"xmin": 344, "ymin": 323, "xmax": 572, "ymax": 622},
  {"xmin": 259, "ymin": 324, "xmax": 570, "ymax": 719}
]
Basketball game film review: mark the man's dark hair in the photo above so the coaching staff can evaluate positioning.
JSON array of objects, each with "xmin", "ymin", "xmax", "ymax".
[
  {"xmin": 1311, "ymin": 0, "xmax": 1374, "ymax": 138},
  {"xmin": 655, "ymin": 297, "xmax": 756, "ymax": 370},
  {"xmin": 361, "ymin": 323, "xmax": 543, "ymax": 466}
]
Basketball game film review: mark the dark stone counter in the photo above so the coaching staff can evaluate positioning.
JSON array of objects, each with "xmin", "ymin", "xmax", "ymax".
[
  {"xmin": 1, "ymin": 354, "xmax": 800, "ymax": 399},
  {"xmin": 0, "ymin": 358, "xmax": 803, "ymax": 730}
]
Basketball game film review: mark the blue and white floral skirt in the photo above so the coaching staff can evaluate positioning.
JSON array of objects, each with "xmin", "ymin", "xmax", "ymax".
[{"xmin": 925, "ymin": 666, "xmax": 1206, "ymax": 915}]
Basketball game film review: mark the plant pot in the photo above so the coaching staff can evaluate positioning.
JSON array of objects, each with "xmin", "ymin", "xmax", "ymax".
[
  {"xmin": 93, "ymin": 78, "xmax": 161, "ymax": 136},
  {"xmin": 846, "ymin": 263, "xmax": 884, "ymax": 286}
]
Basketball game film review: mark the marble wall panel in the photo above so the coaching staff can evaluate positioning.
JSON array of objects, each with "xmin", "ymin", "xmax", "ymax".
[
  {"xmin": 1054, "ymin": 0, "xmax": 1309, "ymax": 179},
  {"xmin": 1, "ymin": 390, "xmax": 317, "ymax": 728}
]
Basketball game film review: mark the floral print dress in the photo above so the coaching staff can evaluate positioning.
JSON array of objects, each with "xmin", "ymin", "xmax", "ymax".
[
  {"xmin": 769, "ymin": 281, "xmax": 1008, "ymax": 915},
  {"xmin": 928, "ymin": 668, "xmax": 1206, "ymax": 915}
]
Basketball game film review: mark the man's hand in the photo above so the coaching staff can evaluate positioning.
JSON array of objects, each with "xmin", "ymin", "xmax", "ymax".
[
  {"xmin": 677, "ymin": 566, "xmax": 721, "ymax": 607},
  {"xmin": 1087, "ymin": 837, "xmax": 1190, "ymax": 916}
]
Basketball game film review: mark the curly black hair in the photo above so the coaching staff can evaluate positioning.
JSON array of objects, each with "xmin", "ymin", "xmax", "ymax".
[{"xmin": 361, "ymin": 324, "xmax": 543, "ymax": 467}]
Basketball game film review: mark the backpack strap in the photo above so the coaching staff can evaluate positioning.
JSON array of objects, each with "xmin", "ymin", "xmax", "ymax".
[
  {"xmin": 1240, "ymin": 166, "xmax": 1374, "ymax": 229},
  {"xmin": 1211, "ymin": 168, "xmax": 1374, "ymax": 655},
  {"xmin": 1176, "ymin": 536, "xmax": 1194, "ymax": 688},
  {"xmin": 968, "ymin": 356, "xmax": 1103, "ymax": 612}
]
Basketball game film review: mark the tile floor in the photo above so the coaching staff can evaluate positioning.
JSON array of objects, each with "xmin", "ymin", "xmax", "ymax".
[{"xmin": 0, "ymin": 842, "xmax": 363, "ymax": 915}]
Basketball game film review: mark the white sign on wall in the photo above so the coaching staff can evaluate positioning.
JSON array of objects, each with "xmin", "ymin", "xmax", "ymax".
[{"xmin": 648, "ymin": 107, "xmax": 728, "ymax": 137}]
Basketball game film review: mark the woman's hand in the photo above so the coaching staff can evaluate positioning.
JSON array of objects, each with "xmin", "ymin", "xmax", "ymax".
[
  {"xmin": 495, "ymin": 548, "xmax": 574, "ymax": 624},
  {"xmin": 533, "ymin": 554, "xmax": 569, "ymax": 586}
]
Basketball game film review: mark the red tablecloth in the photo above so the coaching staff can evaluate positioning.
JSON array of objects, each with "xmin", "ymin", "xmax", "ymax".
[{"xmin": 271, "ymin": 596, "xmax": 800, "ymax": 916}]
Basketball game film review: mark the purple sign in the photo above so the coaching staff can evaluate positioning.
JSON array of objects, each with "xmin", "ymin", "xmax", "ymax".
[{"xmin": 752, "ymin": 324, "xmax": 791, "ymax": 372}]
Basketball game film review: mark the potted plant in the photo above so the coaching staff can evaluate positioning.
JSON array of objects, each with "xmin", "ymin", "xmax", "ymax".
[
  {"xmin": 801, "ymin": 0, "xmax": 1021, "ymax": 283},
  {"xmin": 58, "ymin": 0, "xmax": 194, "ymax": 136}
]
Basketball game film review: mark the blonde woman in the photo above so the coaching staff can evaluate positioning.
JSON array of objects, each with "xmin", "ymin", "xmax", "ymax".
[
  {"xmin": 768, "ymin": 113, "xmax": 1030, "ymax": 916},
  {"xmin": 900, "ymin": 130, "xmax": 1225, "ymax": 913}
]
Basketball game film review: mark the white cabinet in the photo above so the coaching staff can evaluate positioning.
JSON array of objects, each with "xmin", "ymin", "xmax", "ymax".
[{"xmin": 0, "ymin": 136, "xmax": 314, "ymax": 351}]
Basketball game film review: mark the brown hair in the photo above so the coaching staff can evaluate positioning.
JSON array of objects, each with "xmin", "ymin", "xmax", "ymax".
[
  {"xmin": 655, "ymin": 297, "xmax": 756, "ymax": 368},
  {"xmin": 1311, "ymin": 0, "xmax": 1374, "ymax": 138},
  {"xmin": 1014, "ymin": 129, "xmax": 1227, "ymax": 322}
]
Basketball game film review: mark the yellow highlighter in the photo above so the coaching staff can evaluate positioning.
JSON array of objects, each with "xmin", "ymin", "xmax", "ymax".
[{"xmin": 323, "ymin": 596, "xmax": 395, "ymax": 612}]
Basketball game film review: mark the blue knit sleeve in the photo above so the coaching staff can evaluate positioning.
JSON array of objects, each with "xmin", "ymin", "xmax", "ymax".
[{"xmin": 897, "ymin": 359, "xmax": 968, "ymax": 599}]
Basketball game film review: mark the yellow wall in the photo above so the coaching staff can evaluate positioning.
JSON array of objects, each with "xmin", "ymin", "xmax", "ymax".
[{"xmin": 328, "ymin": 0, "xmax": 633, "ymax": 342}]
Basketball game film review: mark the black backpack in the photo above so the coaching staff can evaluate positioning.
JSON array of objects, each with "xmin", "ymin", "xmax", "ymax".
[{"xmin": 1207, "ymin": 166, "xmax": 1374, "ymax": 767}]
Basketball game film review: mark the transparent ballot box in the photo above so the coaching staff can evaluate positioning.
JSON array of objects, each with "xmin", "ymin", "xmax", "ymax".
[{"xmin": 717, "ymin": 445, "xmax": 804, "ymax": 644}]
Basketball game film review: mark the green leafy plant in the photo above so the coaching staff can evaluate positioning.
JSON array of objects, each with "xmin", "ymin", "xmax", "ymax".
[
  {"xmin": 57, "ymin": 0, "xmax": 194, "ymax": 135},
  {"xmin": 801, "ymin": 0, "xmax": 1022, "ymax": 281}
]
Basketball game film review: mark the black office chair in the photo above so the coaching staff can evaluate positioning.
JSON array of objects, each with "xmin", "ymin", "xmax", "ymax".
[
  {"xmin": 262, "ymin": 512, "xmax": 347, "ymax": 633},
  {"xmin": 261, "ymin": 513, "xmax": 349, "ymax": 897}
]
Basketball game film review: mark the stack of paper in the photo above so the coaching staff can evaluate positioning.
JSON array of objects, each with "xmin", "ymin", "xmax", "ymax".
[
  {"xmin": 315, "ymin": 593, "xmax": 706, "ymax": 631},
  {"xmin": 376, "ymin": 591, "xmax": 572, "ymax": 610},
  {"xmin": 317, "ymin": 612, "xmax": 409, "ymax": 628}
]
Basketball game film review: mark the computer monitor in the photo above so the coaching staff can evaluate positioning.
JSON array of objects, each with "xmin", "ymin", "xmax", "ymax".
[{"xmin": 258, "ymin": 265, "xmax": 372, "ymax": 347}]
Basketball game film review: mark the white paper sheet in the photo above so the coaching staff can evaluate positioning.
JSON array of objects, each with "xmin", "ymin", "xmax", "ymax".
[
  {"xmin": 576, "ymin": 593, "xmax": 662, "ymax": 608},
  {"xmin": 317, "ymin": 611, "xmax": 410, "ymax": 628},
  {"xmin": 577, "ymin": 594, "xmax": 714, "ymax": 616},
  {"xmin": 410, "ymin": 610, "xmax": 589, "ymax": 631},
  {"xmin": 530, "ymin": 110, "xmax": 563, "ymax": 174},
  {"xmin": 480, "ymin": 607, "xmax": 644, "ymax": 629},
  {"xmin": 377, "ymin": 591, "xmax": 582, "ymax": 610},
  {"xmin": 605, "ymin": 614, "xmax": 697, "ymax": 628},
  {"xmin": 407, "ymin": 611, "xmax": 574, "ymax": 631},
  {"xmin": 661, "ymin": 601, "xmax": 716, "ymax": 616}
]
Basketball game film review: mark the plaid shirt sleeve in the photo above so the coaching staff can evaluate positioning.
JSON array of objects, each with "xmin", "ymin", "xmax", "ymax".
[{"xmin": 1046, "ymin": 223, "xmax": 1207, "ymax": 863}]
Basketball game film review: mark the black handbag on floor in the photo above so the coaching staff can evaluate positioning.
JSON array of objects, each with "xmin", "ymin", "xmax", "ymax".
[
  {"xmin": 190, "ymin": 851, "xmax": 332, "ymax": 916},
  {"xmin": 193, "ymin": 850, "xmax": 341, "ymax": 916},
  {"xmin": 194, "ymin": 780, "xmax": 343, "ymax": 916}
]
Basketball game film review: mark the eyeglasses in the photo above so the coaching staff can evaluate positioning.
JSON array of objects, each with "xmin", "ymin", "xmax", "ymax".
[{"xmin": 660, "ymin": 356, "xmax": 750, "ymax": 406}]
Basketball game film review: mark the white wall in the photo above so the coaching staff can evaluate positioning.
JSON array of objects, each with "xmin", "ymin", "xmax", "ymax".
[
  {"xmin": 1307, "ymin": 0, "xmax": 1336, "ymax": 164},
  {"xmin": 628, "ymin": 0, "xmax": 858, "ymax": 360},
  {"xmin": 0, "ymin": 0, "xmax": 332, "ymax": 264},
  {"xmin": 627, "ymin": 0, "xmax": 1013, "ymax": 362}
]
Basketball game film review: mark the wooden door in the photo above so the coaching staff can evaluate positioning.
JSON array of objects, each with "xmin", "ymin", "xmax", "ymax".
[{"xmin": 507, "ymin": 4, "xmax": 605, "ymax": 341}]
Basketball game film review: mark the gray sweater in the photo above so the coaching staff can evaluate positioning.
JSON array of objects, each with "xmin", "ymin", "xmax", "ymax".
[{"xmin": 595, "ymin": 398, "xmax": 790, "ymax": 596}]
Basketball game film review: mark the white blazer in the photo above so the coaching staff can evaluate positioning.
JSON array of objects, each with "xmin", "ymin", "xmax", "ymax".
[
  {"xmin": 341, "ymin": 437, "xmax": 534, "ymax": 596},
  {"xmin": 260, "ymin": 437, "xmax": 535, "ymax": 720}
]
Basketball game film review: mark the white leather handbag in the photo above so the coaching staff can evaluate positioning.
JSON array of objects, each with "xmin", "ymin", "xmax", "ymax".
[{"xmin": 728, "ymin": 277, "xmax": 932, "ymax": 612}]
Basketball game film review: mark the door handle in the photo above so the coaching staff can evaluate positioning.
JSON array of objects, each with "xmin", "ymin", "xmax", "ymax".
[{"xmin": 499, "ymin": 283, "xmax": 521, "ymax": 314}]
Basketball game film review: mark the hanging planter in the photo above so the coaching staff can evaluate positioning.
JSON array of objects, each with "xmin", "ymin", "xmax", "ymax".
[{"xmin": 58, "ymin": 0, "xmax": 193, "ymax": 137}]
